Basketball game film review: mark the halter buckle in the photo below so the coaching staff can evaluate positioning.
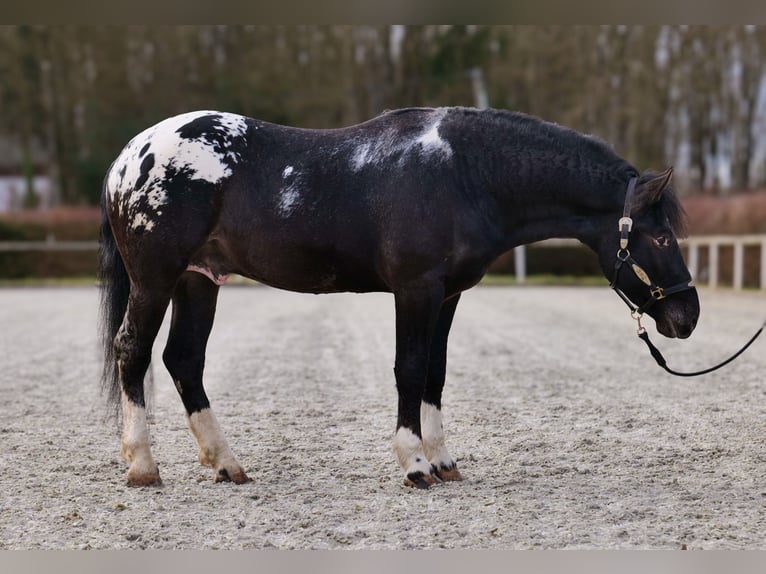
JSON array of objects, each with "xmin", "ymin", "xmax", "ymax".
[
  {"xmin": 618, "ymin": 217, "xmax": 633, "ymax": 233},
  {"xmin": 650, "ymin": 286, "xmax": 665, "ymax": 300}
]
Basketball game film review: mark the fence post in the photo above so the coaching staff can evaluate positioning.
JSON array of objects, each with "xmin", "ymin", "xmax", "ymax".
[
  {"xmin": 708, "ymin": 242, "xmax": 719, "ymax": 289},
  {"xmin": 687, "ymin": 241, "xmax": 699, "ymax": 282},
  {"xmin": 733, "ymin": 240, "xmax": 744, "ymax": 290},
  {"xmin": 761, "ymin": 239, "xmax": 766, "ymax": 290},
  {"xmin": 514, "ymin": 245, "xmax": 526, "ymax": 284}
]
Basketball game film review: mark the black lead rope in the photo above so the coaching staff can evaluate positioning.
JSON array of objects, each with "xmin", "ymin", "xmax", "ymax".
[
  {"xmin": 612, "ymin": 176, "xmax": 765, "ymax": 377},
  {"xmin": 637, "ymin": 321, "xmax": 766, "ymax": 377}
]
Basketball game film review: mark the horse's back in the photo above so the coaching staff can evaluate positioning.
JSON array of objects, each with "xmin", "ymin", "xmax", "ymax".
[{"xmin": 102, "ymin": 107, "xmax": 489, "ymax": 294}]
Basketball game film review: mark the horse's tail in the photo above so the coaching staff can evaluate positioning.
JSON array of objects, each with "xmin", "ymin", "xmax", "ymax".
[{"xmin": 98, "ymin": 178, "xmax": 129, "ymax": 415}]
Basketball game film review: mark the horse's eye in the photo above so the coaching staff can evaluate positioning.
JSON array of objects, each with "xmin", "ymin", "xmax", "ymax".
[{"xmin": 653, "ymin": 236, "xmax": 670, "ymax": 248}]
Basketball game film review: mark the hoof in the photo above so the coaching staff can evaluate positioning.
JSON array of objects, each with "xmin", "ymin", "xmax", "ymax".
[
  {"xmin": 435, "ymin": 464, "xmax": 463, "ymax": 482},
  {"xmin": 215, "ymin": 467, "xmax": 252, "ymax": 484},
  {"xmin": 126, "ymin": 469, "xmax": 162, "ymax": 487},
  {"xmin": 403, "ymin": 470, "xmax": 441, "ymax": 489}
]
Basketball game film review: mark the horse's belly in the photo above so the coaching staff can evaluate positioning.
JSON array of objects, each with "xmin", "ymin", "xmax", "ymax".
[{"xmin": 227, "ymin": 243, "xmax": 387, "ymax": 294}]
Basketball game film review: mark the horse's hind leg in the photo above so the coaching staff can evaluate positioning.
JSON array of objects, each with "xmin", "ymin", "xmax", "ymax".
[
  {"xmin": 116, "ymin": 288, "xmax": 174, "ymax": 486},
  {"xmin": 162, "ymin": 272, "xmax": 250, "ymax": 484},
  {"xmin": 421, "ymin": 293, "xmax": 463, "ymax": 482}
]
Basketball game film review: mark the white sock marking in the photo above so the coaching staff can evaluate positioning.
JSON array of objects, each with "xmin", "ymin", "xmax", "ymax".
[
  {"xmin": 187, "ymin": 408, "xmax": 240, "ymax": 472},
  {"xmin": 120, "ymin": 392, "xmax": 157, "ymax": 477},
  {"xmin": 393, "ymin": 427, "xmax": 432, "ymax": 476},
  {"xmin": 420, "ymin": 402, "xmax": 455, "ymax": 469}
]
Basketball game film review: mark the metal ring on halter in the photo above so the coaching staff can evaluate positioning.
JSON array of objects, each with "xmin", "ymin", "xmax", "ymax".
[{"xmin": 617, "ymin": 248, "xmax": 630, "ymax": 262}]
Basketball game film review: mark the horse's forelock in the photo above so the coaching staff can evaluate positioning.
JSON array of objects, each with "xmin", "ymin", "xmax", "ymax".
[
  {"xmin": 661, "ymin": 190, "xmax": 689, "ymax": 239},
  {"xmin": 632, "ymin": 171, "xmax": 688, "ymax": 238}
]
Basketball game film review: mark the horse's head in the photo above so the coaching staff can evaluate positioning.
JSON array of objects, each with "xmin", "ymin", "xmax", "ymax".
[{"xmin": 598, "ymin": 168, "xmax": 700, "ymax": 339}]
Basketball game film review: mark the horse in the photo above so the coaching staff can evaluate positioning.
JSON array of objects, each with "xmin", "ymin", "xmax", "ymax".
[{"xmin": 98, "ymin": 106, "xmax": 700, "ymax": 488}]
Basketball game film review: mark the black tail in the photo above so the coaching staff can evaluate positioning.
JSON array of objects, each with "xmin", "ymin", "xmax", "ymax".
[{"xmin": 98, "ymin": 181, "xmax": 130, "ymax": 415}]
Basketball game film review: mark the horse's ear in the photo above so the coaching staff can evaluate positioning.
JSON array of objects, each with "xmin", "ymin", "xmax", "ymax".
[{"xmin": 640, "ymin": 167, "xmax": 674, "ymax": 204}]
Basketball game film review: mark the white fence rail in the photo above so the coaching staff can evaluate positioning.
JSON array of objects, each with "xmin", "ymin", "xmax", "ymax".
[
  {"xmin": 1, "ymin": 236, "xmax": 766, "ymax": 290},
  {"xmin": 520, "ymin": 235, "xmax": 766, "ymax": 290},
  {"xmin": 683, "ymin": 235, "xmax": 766, "ymax": 290},
  {"xmin": 0, "ymin": 239, "xmax": 99, "ymax": 252}
]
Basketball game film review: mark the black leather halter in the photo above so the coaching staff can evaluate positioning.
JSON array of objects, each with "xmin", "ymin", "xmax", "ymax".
[
  {"xmin": 609, "ymin": 177, "xmax": 693, "ymax": 321},
  {"xmin": 612, "ymin": 177, "xmax": 764, "ymax": 377}
]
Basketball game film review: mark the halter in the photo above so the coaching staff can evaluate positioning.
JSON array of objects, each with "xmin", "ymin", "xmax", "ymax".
[
  {"xmin": 609, "ymin": 177, "xmax": 694, "ymax": 333},
  {"xmin": 611, "ymin": 177, "xmax": 765, "ymax": 377}
]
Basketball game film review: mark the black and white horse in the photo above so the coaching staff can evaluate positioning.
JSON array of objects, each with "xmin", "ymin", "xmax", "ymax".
[{"xmin": 99, "ymin": 107, "xmax": 700, "ymax": 487}]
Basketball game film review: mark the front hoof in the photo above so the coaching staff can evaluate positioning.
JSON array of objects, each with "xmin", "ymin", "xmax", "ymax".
[
  {"xmin": 403, "ymin": 470, "xmax": 441, "ymax": 489},
  {"xmin": 126, "ymin": 468, "xmax": 162, "ymax": 487},
  {"xmin": 215, "ymin": 467, "xmax": 252, "ymax": 484}
]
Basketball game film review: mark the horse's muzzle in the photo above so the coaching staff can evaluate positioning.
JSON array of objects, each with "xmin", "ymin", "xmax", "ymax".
[{"xmin": 652, "ymin": 289, "xmax": 700, "ymax": 339}]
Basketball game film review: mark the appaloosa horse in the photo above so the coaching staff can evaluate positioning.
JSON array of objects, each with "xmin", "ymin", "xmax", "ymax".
[{"xmin": 99, "ymin": 107, "xmax": 700, "ymax": 487}]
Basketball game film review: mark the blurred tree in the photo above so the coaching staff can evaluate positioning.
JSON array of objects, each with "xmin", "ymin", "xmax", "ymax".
[{"xmin": 1, "ymin": 25, "xmax": 766, "ymax": 206}]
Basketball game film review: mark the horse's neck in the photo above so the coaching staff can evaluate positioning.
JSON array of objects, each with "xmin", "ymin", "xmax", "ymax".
[
  {"xmin": 488, "ymin": 166, "xmax": 624, "ymax": 252},
  {"xmin": 449, "ymin": 109, "xmax": 630, "ymax": 252}
]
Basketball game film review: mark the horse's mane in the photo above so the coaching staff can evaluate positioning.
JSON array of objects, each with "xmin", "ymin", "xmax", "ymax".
[{"xmin": 387, "ymin": 107, "xmax": 688, "ymax": 237}]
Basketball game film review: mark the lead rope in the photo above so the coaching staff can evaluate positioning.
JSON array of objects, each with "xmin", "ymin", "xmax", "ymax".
[{"xmin": 633, "ymin": 314, "xmax": 766, "ymax": 377}]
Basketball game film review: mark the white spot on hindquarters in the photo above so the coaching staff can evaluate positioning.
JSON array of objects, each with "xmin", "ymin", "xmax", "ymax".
[
  {"xmin": 107, "ymin": 110, "xmax": 249, "ymax": 231},
  {"xmin": 350, "ymin": 108, "xmax": 453, "ymax": 171},
  {"xmin": 130, "ymin": 213, "xmax": 155, "ymax": 232},
  {"xmin": 282, "ymin": 165, "xmax": 294, "ymax": 178},
  {"xmin": 393, "ymin": 427, "xmax": 432, "ymax": 477}
]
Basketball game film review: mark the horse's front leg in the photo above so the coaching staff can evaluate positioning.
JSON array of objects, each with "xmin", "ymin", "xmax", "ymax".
[
  {"xmin": 392, "ymin": 280, "xmax": 444, "ymax": 488},
  {"xmin": 422, "ymin": 293, "xmax": 463, "ymax": 482}
]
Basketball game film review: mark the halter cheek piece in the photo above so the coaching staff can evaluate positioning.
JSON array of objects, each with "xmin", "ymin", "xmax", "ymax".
[{"xmin": 609, "ymin": 177, "xmax": 693, "ymax": 332}]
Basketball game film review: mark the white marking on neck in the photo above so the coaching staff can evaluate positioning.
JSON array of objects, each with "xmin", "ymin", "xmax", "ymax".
[{"xmin": 282, "ymin": 165, "xmax": 294, "ymax": 178}]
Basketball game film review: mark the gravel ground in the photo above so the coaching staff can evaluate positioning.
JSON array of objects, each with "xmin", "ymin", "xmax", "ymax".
[{"xmin": 1, "ymin": 284, "xmax": 766, "ymax": 550}]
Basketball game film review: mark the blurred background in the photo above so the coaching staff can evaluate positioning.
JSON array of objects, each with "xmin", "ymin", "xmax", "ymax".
[{"xmin": 1, "ymin": 25, "xmax": 765, "ymax": 285}]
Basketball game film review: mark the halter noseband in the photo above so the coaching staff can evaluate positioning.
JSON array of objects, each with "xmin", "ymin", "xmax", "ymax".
[{"xmin": 609, "ymin": 177, "xmax": 693, "ymax": 331}]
